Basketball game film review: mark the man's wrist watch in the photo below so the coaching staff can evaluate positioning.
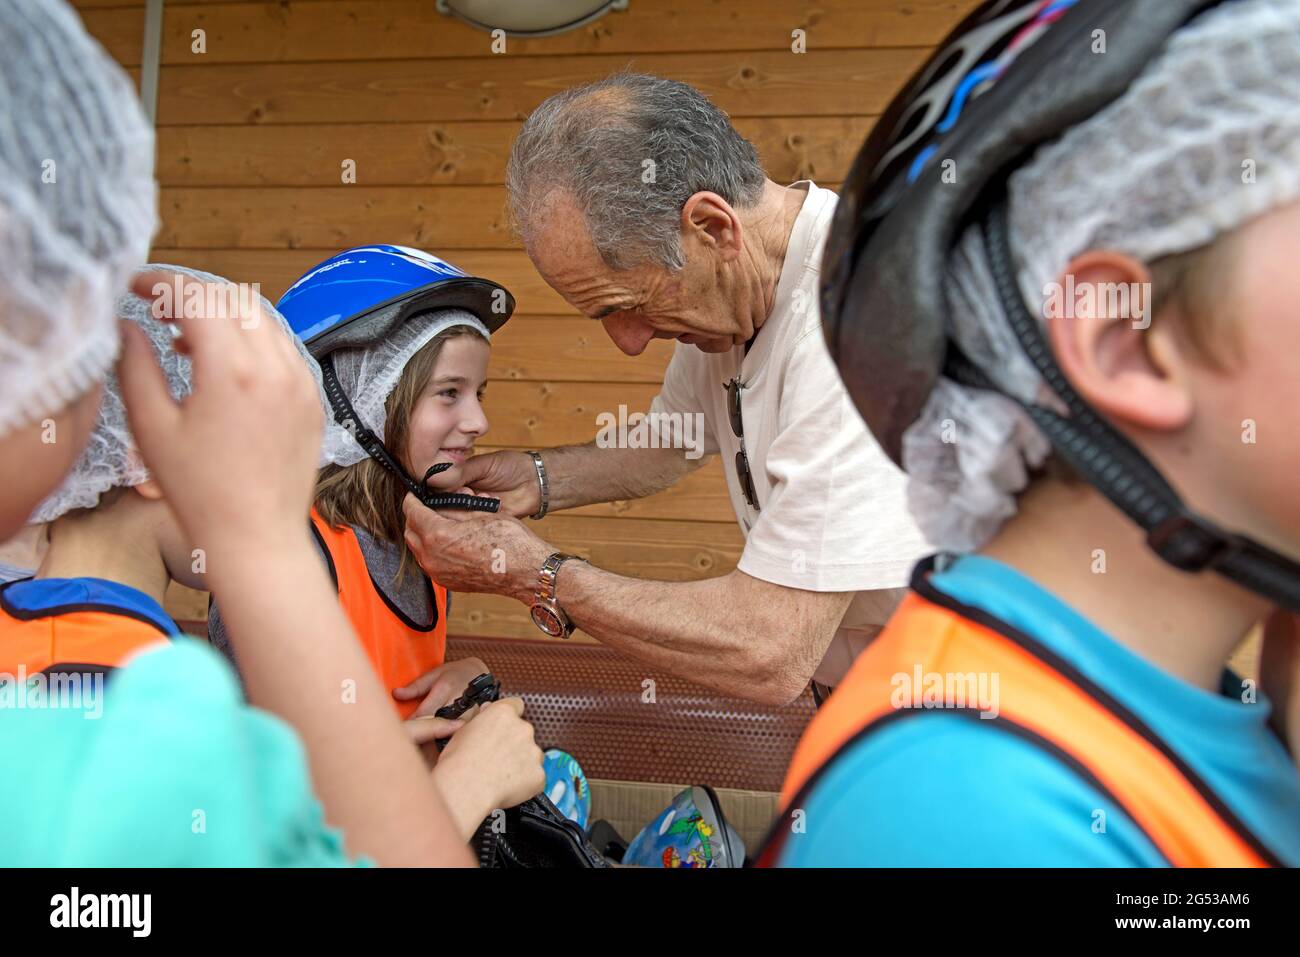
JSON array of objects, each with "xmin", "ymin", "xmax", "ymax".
[
  {"xmin": 526, "ymin": 450, "xmax": 549, "ymax": 521},
  {"xmin": 529, "ymin": 552, "xmax": 585, "ymax": 638}
]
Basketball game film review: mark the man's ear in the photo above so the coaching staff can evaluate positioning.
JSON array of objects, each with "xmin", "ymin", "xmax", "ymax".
[
  {"xmin": 681, "ymin": 192, "xmax": 742, "ymax": 261},
  {"xmin": 1045, "ymin": 250, "xmax": 1193, "ymax": 433}
]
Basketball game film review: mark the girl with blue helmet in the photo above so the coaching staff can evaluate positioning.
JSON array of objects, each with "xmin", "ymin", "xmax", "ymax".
[{"xmin": 210, "ymin": 244, "xmax": 546, "ymax": 842}]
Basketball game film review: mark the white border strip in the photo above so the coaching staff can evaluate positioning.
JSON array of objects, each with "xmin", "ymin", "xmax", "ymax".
[{"xmin": 139, "ymin": 0, "xmax": 164, "ymax": 124}]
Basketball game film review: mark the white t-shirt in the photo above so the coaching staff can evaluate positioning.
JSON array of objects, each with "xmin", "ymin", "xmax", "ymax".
[{"xmin": 649, "ymin": 182, "xmax": 933, "ymax": 686}]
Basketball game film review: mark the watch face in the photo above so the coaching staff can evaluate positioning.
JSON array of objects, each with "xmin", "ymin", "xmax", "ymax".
[{"xmin": 530, "ymin": 604, "xmax": 564, "ymax": 637}]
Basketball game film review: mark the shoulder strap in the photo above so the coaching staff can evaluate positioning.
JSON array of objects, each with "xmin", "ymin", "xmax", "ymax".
[
  {"xmin": 760, "ymin": 577, "xmax": 1280, "ymax": 867},
  {"xmin": 307, "ymin": 510, "xmax": 341, "ymax": 592}
]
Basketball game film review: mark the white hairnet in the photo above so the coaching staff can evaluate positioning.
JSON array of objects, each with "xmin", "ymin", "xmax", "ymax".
[
  {"xmin": 905, "ymin": 0, "xmax": 1300, "ymax": 551},
  {"xmin": 0, "ymin": 0, "xmax": 158, "ymax": 439},
  {"xmin": 31, "ymin": 266, "xmax": 324, "ymax": 523},
  {"xmin": 321, "ymin": 309, "xmax": 491, "ymax": 467}
]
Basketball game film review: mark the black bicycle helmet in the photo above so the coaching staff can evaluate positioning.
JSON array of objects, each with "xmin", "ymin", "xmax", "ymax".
[{"xmin": 821, "ymin": 0, "xmax": 1300, "ymax": 612}]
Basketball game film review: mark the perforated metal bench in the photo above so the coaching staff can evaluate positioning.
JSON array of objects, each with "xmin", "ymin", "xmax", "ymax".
[
  {"xmin": 175, "ymin": 617, "xmax": 816, "ymax": 794},
  {"xmin": 446, "ymin": 635, "xmax": 816, "ymax": 793}
]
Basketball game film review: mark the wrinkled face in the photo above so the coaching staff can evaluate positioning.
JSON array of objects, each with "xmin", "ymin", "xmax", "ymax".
[
  {"xmin": 403, "ymin": 335, "xmax": 491, "ymax": 479},
  {"xmin": 1181, "ymin": 199, "xmax": 1300, "ymax": 557},
  {"xmin": 0, "ymin": 384, "xmax": 102, "ymax": 541},
  {"xmin": 524, "ymin": 191, "xmax": 743, "ymax": 356}
]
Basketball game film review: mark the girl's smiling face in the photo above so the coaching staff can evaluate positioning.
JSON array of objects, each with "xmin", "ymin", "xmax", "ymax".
[{"xmin": 403, "ymin": 332, "xmax": 491, "ymax": 478}]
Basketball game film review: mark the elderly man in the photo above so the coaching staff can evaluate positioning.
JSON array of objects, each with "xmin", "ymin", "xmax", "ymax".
[{"xmin": 405, "ymin": 73, "xmax": 930, "ymax": 705}]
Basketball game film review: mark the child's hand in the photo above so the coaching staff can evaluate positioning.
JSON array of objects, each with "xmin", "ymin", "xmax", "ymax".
[
  {"xmin": 403, "ymin": 715, "xmax": 465, "ymax": 746},
  {"xmin": 117, "ymin": 270, "xmax": 323, "ymax": 557},
  {"xmin": 431, "ymin": 697, "xmax": 545, "ymax": 840},
  {"xmin": 1261, "ymin": 610, "xmax": 1300, "ymax": 761},
  {"xmin": 393, "ymin": 656, "xmax": 492, "ymax": 718}
]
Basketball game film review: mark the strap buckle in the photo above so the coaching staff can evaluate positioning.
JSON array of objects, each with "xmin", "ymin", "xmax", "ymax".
[{"xmin": 1146, "ymin": 512, "xmax": 1231, "ymax": 571}]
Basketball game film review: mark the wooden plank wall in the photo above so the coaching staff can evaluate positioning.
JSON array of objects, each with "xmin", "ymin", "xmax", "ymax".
[{"xmin": 72, "ymin": 0, "xmax": 979, "ymax": 640}]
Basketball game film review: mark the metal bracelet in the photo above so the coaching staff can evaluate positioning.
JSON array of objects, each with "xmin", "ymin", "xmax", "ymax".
[{"xmin": 527, "ymin": 450, "xmax": 549, "ymax": 520}]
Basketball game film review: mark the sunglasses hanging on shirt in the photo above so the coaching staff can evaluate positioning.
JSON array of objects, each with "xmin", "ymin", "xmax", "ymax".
[{"xmin": 725, "ymin": 377, "xmax": 761, "ymax": 512}]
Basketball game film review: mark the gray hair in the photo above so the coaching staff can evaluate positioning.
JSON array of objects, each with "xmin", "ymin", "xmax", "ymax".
[{"xmin": 506, "ymin": 72, "xmax": 767, "ymax": 271}]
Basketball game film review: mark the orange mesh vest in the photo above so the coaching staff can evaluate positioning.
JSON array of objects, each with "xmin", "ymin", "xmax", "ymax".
[
  {"xmin": 309, "ymin": 509, "xmax": 447, "ymax": 719},
  {"xmin": 757, "ymin": 561, "xmax": 1280, "ymax": 868},
  {"xmin": 0, "ymin": 579, "xmax": 173, "ymax": 676}
]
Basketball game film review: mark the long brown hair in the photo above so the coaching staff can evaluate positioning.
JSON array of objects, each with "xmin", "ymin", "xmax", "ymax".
[{"xmin": 314, "ymin": 324, "xmax": 486, "ymax": 580}]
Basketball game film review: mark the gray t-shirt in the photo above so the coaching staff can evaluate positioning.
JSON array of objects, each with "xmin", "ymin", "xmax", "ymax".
[{"xmin": 208, "ymin": 521, "xmax": 435, "ymax": 677}]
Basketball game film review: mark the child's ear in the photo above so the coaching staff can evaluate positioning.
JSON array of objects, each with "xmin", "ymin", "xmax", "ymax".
[
  {"xmin": 132, "ymin": 479, "xmax": 165, "ymax": 502},
  {"xmin": 1045, "ymin": 250, "xmax": 1193, "ymax": 433}
]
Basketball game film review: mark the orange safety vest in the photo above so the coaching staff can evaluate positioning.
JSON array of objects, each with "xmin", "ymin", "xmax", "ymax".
[
  {"xmin": 309, "ymin": 509, "xmax": 447, "ymax": 719},
  {"xmin": 758, "ymin": 562, "xmax": 1280, "ymax": 867},
  {"xmin": 0, "ymin": 579, "xmax": 173, "ymax": 676}
]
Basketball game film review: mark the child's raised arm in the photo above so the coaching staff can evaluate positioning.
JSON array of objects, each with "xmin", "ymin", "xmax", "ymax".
[{"xmin": 118, "ymin": 271, "xmax": 472, "ymax": 867}]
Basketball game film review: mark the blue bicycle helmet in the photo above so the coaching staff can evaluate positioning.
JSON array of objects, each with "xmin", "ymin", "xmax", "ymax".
[
  {"xmin": 278, "ymin": 244, "xmax": 515, "ymax": 513},
  {"xmin": 278, "ymin": 244, "xmax": 513, "ymax": 355},
  {"xmin": 622, "ymin": 786, "xmax": 745, "ymax": 868}
]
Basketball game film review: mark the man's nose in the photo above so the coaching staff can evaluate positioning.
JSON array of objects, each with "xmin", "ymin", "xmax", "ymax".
[{"xmin": 601, "ymin": 314, "xmax": 656, "ymax": 357}]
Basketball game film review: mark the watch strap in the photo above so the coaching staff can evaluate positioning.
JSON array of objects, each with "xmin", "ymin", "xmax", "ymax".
[
  {"xmin": 527, "ymin": 451, "xmax": 549, "ymax": 521},
  {"xmin": 536, "ymin": 552, "xmax": 585, "ymax": 637}
]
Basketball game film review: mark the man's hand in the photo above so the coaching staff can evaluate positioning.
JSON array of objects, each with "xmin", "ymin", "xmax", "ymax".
[
  {"xmin": 424, "ymin": 450, "xmax": 541, "ymax": 519},
  {"xmin": 402, "ymin": 493, "xmax": 552, "ymax": 603},
  {"xmin": 425, "ymin": 444, "xmax": 708, "ymax": 520},
  {"xmin": 393, "ymin": 656, "xmax": 491, "ymax": 718}
]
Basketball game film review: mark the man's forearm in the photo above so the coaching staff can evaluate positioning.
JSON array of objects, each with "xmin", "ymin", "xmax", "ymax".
[
  {"xmin": 541, "ymin": 562, "xmax": 849, "ymax": 705},
  {"xmin": 541, "ymin": 443, "xmax": 708, "ymax": 511}
]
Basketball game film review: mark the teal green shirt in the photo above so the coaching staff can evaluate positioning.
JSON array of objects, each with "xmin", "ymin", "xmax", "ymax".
[{"xmin": 1, "ymin": 637, "xmax": 362, "ymax": 866}]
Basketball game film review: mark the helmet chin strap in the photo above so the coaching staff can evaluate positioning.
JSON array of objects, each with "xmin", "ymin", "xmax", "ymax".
[
  {"xmin": 319, "ymin": 355, "xmax": 500, "ymax": 514},
  {"xmin": 943, "ymin": 196, "xmax": 1300, "ymax": 614}
]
